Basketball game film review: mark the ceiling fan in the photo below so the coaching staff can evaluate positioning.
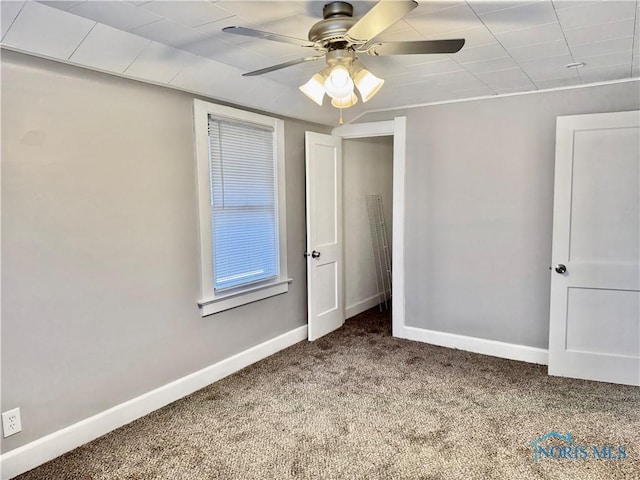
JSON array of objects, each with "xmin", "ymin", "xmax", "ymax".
[{"xmin": 222, "ymin": 0, "xmax": 465, "ymax": 119}]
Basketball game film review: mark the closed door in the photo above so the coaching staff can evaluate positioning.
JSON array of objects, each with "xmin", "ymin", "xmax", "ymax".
[
  {"xmin": 305, "ymin": 132, "xmax": 344, "ymax": 341},
  {"xmin": 548, "ymin": 110, "xmax": 640, "ymax": 386}
]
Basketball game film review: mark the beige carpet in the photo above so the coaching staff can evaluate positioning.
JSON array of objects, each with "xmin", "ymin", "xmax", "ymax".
[{"xmin": 15, "ymin": 308, "xmax": 640, "ymax": 479}]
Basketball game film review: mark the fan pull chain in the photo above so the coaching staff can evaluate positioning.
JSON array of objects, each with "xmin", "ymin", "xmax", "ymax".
[{"xmin": 338, "ymin": 108, "xmax": 344, "ymax": 125}]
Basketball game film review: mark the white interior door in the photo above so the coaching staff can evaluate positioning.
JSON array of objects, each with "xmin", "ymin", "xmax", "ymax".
[
  {"xmin": 305, "ymin": 132, "xmax": 344, "ymax": 341},
  {"xmin": 549, "ymin": 110, "xmax": 640, "ymax": 386}
]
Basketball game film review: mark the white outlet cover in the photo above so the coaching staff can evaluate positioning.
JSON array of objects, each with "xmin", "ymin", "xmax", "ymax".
[{"xmin": 2, "ymin": 408, "xmax": 22, "ymax": 437}]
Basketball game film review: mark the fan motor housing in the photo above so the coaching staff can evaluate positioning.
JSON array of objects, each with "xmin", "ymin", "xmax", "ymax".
[{"xmin": 308, "ymin": 1, "xmax": 357, "ymax": 45}]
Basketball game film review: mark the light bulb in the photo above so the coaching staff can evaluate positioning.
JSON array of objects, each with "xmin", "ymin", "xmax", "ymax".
[{"xmin": 324, "ymin": 65, "xmax": 354, "ymax": 99}]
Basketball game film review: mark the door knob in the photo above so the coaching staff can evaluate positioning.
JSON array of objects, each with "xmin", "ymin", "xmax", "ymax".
[
  {"xmin": 555, "ymin": 264, "xmax": 567, "ymax": 274},
  {"xmin": 311, "ymin": 250, "xmax": 321, "ymax": 259}
]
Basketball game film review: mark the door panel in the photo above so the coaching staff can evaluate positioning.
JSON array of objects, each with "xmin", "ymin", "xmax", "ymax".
[
  {"xmin": 305, "ymin": 132, "xmax": 344, "ymax": 341},
  {"xmin": 569, "ymin": 128, "xmax": 639, "ymax": 263},
  {"xmin": 565, "ymin": 287, "xmax": 639, "ymax": 357},
  {"xmin": 549, "ymin": 111, "xmax": 640, "ymax": 386}
]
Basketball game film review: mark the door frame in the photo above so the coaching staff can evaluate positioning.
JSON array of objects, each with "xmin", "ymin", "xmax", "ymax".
[{"xmin": 332, "ymin": 117, "xmax": 407, "ymax": 338}]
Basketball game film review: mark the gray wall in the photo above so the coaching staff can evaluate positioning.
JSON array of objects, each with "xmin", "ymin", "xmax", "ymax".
[
  {"xmin": 361, "ymin": 81, "xmax": 640, "ymax": 349},
  {"xmin": 0, "ymin": 50, "xmax": 328, "ymax": 452},
  {"xmin": 343, "ymin": 137, "xmax": 393, "ymax": 315}
]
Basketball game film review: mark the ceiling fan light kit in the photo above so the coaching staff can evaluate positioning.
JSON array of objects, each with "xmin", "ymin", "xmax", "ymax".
[
  {"xmin": 223, "ymin": 0, "xmax": 466, "ymax": 123},
  {"xmin": 299, "ymin": 73, "xmax": 327, "ymax": 106}
]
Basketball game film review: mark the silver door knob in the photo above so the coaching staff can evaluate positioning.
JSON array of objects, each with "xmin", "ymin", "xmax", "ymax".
[
  {"xmin": 555, "ymin": 264, "xmax": 567, "ymax": 274},
  {"xmin": 311, "ymin": 250, "xmax": 321, "ymax": 259}
]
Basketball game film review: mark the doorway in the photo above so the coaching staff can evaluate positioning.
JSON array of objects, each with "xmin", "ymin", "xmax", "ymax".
[
  {"xmin": 342, "ymin": 136, "xmax": 394, "ymax": 320},
  {"xmin": 304, "ymin": 118, "xmax": 406, "ymax": 341}
]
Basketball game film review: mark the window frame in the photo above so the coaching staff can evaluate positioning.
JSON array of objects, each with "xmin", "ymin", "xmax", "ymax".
[{"xmin": 193, "ymin": 99, "xmax": 289, "ymax": 316}]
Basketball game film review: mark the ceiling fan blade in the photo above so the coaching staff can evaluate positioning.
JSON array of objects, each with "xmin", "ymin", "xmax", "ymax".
[
  {"xmin": 222, "ymin": 26, "xmax": 316, "ymax": 48},
  {"xmin": 345, "ymin": 0, "xmax": 418, "ymax": 44},
  {"xmin": 368, "ymin": 39, "xmax": 466, "ymax": 56},
  {"xmin": 242, "ymin": 56, "xmax": 325, "ymax": 77}
]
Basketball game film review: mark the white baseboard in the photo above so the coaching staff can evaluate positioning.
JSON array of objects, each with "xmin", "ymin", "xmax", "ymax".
[
  {"xmin": 402, "ymin": 326, "xmax": 548, "ymax": 365},
  {"xmin": 345, "ymin": 292, "xmax": 390, "ymax": 319},
  {"xmin": 0, "ymin": 325, "xmax": 308, "ymax": 480}
]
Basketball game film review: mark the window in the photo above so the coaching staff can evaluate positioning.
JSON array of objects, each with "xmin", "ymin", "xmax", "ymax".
[{"xmin": 194, "ymin": 100, "xmax": 289, "ymax": 316}]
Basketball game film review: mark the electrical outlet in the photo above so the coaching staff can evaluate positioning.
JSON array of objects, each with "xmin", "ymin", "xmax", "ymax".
[{"xmin": 2, "ymin": 408, "xmax": 22, "ymax": 438}]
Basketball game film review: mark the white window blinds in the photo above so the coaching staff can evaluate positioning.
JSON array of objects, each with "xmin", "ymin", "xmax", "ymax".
[{"xmin": 207, "ymin": 116, "xmax": 279, "ymax": 291}]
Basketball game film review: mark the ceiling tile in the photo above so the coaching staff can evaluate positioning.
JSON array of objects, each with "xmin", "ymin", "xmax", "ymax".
[
  {"xmin": 187, "ymin": 37, "xmax": 272, "ymax": 72},
  {"xmin": 194, "ymin": 15, "xmax": 240, "ymax": 36},
  {"xmin": 461, "ymin": 56, "xmax": 519, "ymax": 73},
  {"xmin": 383, "ymin": 71, "xmax": 420, "ymax": 87},
  {"xmin": 215, "ymin": 1, "xmax": 308, "ymax": 25},
  {"xmin": 422, "ymin": 69, "xmax": 484, "ymax": 89},
  {"xmin": 474, "ymin": 67, "xmax": 533, "ymax": 87},
  {"xmin": 480, "ymin": 1, "xmax": 558, "ymax": 33},
  {"xmin": 451, "ymin": 42, "xmax": 510, "ymax": 63},
  {"xmin": 563, "ymin": 18, "xmax": 635, "ymax": 46},
  {"xmin": 390, "ymin": 53, "xmax": 451, "ymax": 67},
  {"xmin": 507, "ymin": 39, "xmax": 571, "ymax": 62},
  {"xmin": 555, "ymin": 1, "xmax": 636, "ymax": 30},
  {"xmin": 494, "ymin": 21, "xmax": 564, "ymax": 48},
  {"xmin": 69, "ymin": 23, "xmax": 150, "ymax": 72},
  {"xmin": 362, "ymin": 56, "xmax": 413, "ymax": 77},
  {"xmin": 578, "ymin": 50, "xmax": 632, "ymax": 68},
  {"xmin": 551, "ymin": 1, "xmax": 598, "ymax": 11},
  {"xmin": 493, "ymin": 85, "xmax": 536, "ymax": 94},
  {"xmin": 414, "ymin": 58, "xmax": 465, "ymax": 76},
  {"xmin": 249, "ymin": 78, "xmax": 290, "ymax": 109},
  {"xmin": 635, "ymin": 12, "xmax": 640, "ymax": 53},
  {"xmin": 447, "ymin": 84, "xmax": 496, "ymax": 98},
  {"xmin": 424, "ymin": 25, "xmax": 497, "ymax": 49},
  {"xmin": 124, "ymin": 41, "xmax": 198, "ymax": 83},
  {"xmin": 132, "ymin": 18, "xmax": 207, "ymax": 49},
  {"xmin": 579, "ymin": 63, "xmax": 632, "ymax": 82},
  {"xmin": 468, "ymin": 1, "xmax": 540, "ymax": 16},
  {"xmin": 534, "ymin": 75, "xmax": 585, "ymax": 89},
  {"xmin": 570, "ymin": 36, "xmax": 634, "ymax": 59},
  {"xmin": 408, "ymin": 1, "xmax": 466, "ymax": 17},
  {"xmin": 141, "ymin": 1, "xmax": 234, "ymax": 28},
  {"xmin": 519, "ymin": 54, "xmax": 581, "ymax": 80},
  {"xmin": 2, "ymin": 1, "xmax": 95, "ymax": 60},
  {"xmin": 170, "ymin": 56, "xmax": 263, "ymax": 104},
  {"xmin": 1, "ymin": 0, "xmax": 25, "ymax": 41},
  {"xmin": 67, "ymin": 0, "xmax": 163, "ymax": 32},
  {"xmin": 38, "ymin": 1, "xmax": 86, "ymax": 11},
  {"xmin": 404, "ymin": 4, "xmax": 482, "ymax": 37}
]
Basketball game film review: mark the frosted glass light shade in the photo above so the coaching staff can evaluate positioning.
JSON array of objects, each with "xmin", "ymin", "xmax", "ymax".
[
  {"xmin": 299, "ymin": 74, "xmax": 326, "ymax": 106},
  {"xmin": 324, "ymin": 65, "xmax": 354, "ymax": 99},
  {"xmin": 354, "ymin": 68, "xmax": 384, "ymax": 102},
  {"xmin": 331, "ymin": 93, "xmax": 358, "ymax": 109}
]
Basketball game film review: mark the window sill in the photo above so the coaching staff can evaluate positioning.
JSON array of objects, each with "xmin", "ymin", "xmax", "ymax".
[{"xmin": 198, "ymin": 278, "xmax": 293, "ymax": 317}]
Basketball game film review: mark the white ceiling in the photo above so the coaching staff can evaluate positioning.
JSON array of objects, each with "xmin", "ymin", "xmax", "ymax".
[{"xmin": 1, "ymin": 0, "xmax": 638, "ymax": 125}]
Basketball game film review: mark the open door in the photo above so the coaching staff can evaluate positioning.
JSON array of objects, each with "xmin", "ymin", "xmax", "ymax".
[
  {"xmin": 548, "ymin": 111, "xmax": 640, "ymax": 386},
  {"xmin": 305, "ymin": 132, "xmax": 344, "ymax": 341}
]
